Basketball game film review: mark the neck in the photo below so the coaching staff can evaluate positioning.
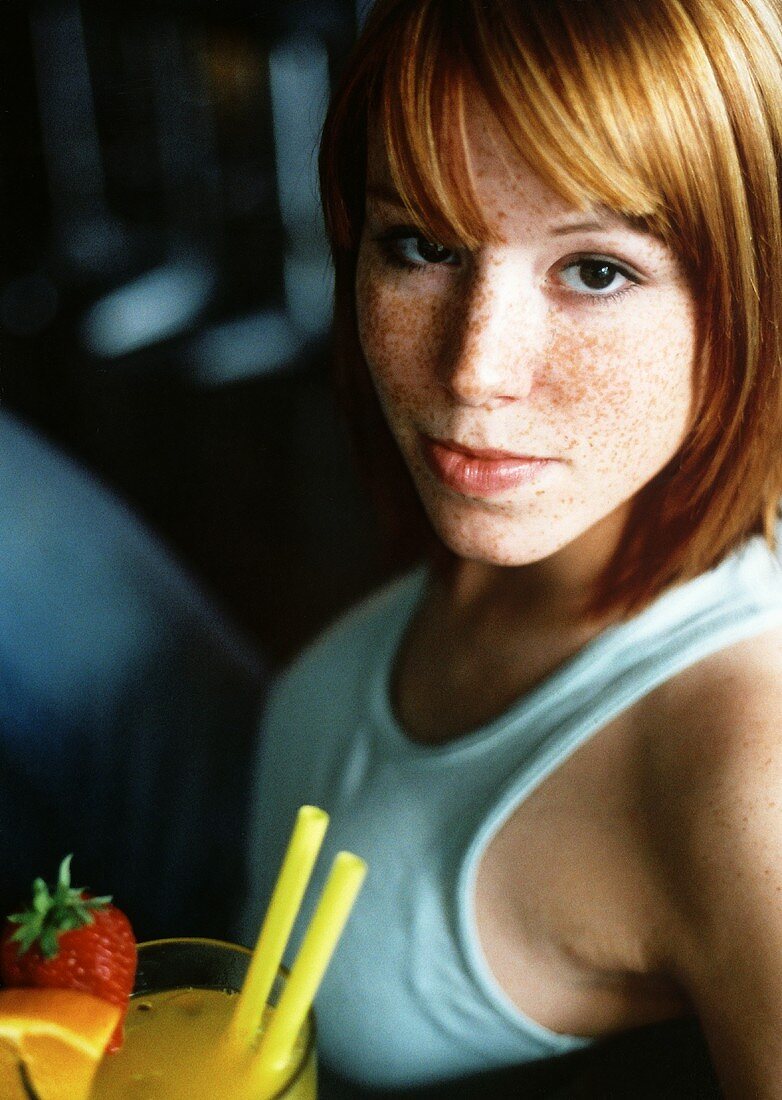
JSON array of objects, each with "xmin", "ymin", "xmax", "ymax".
[{"xmin": 441, "ymin": 506, "xmax": 629, "ymax": 633}]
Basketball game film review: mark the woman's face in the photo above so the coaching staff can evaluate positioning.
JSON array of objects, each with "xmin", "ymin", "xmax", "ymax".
[{"xmin": 355, "ymin": 100, "xmax": 698, "ymax": 568}]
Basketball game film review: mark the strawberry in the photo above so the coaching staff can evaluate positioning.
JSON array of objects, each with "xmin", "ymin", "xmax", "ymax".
[{"xmin": 0, "ymin": 855, "xmax": 137, "ymax": 1053}]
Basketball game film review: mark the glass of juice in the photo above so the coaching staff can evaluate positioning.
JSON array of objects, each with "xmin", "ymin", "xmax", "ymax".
[{"xmin": 91, "ymin": 938, "xmax": 316, "ymax": 1100}]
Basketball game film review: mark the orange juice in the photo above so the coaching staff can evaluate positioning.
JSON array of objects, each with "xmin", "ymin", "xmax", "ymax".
[{"xmin": 91, "ymin": 940, "xmax": 316, "ymax": 1100}]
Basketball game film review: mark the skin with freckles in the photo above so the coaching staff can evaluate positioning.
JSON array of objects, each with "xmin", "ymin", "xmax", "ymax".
[
  {"xmin": 357, "ymin": 99, "xmax": 698, "ymax": 589},
  {"xmin": 307, "ymin": 0, "xmax": 782, "ymax": 1087},
  {"xmin": 350, "ymin": 94, "xmax": 782, "ymax": 1091}
]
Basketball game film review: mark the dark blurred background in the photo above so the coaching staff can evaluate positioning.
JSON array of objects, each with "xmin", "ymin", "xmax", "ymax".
[
  {"xmin": 0, "ymin": 0, "xmax": 382, "ymax": 668},
  {"xmin": 0, "ymin": 8, "xmax": 726, "ymax": 1094}
]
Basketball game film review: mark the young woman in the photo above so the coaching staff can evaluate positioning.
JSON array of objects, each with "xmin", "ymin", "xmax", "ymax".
[{"xmin": 242, "ymin": 1, "xmax": 782, "ymax": 1095}]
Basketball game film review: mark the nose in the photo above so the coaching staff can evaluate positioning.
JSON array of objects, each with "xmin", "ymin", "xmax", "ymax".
[{"xmin": 438, "ymin": 259, "xmax": 542, "ymax": 407}]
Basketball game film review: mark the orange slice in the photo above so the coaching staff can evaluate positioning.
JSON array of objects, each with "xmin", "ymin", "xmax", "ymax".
[{"xmin": 0, "ymin": 988, "xmax": 120, "ymax": 1100}]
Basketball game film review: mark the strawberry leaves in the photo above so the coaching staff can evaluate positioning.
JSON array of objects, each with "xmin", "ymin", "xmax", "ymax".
[{"xmin": 6, "ymin": 855, "xmax": 112, "ymax": 959}]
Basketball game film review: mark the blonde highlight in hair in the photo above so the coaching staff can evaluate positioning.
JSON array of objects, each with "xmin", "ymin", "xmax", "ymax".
[{"xmin": 320, "ymin": 0, "xmax": 782, "ymax": 616}]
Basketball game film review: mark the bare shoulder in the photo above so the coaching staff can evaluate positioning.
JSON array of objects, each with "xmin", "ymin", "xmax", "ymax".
[
  {"xmin": 637, "ymin": 621, "xmax": 782, "ymax": 876},
  {"xmin": 636, "ymin": 623, "xmax": 782, "ymax": 1096},
  {"xmin": 640, "ymin": 621, "xmax": 782, "ymax": 814}
]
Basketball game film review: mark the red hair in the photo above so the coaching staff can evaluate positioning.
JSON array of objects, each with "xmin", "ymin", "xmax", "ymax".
[{"xmin": 320, "ymin": 0, "xmax": 782, "ymax": 616}]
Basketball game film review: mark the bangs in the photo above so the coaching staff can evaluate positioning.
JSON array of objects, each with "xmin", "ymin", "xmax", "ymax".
[
  {"xmin": 321, "ymin": 0, "xmax": 782, "ymax": 620},
  {"xmin": 367, "ymin": 0, "xmax": 747, "ymax": 257}
]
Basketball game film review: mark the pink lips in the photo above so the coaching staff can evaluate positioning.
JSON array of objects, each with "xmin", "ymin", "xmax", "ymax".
[{"xmin": 420, "ymin": 435, "xmax": 555, "ymax": 498}]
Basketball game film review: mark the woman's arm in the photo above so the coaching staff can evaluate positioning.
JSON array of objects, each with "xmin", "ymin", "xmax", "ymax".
[{"xmin": 649, "ymin": 632, "xmax": 782, "ymax": 1098}]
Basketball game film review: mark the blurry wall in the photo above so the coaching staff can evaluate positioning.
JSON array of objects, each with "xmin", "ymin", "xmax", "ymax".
[{"xmin": 0, "ymin": 0, "xmax": 383, "ymax": 666}]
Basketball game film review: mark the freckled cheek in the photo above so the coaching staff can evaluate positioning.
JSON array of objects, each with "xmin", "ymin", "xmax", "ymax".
[
  {"xmin": 356, "ymin": 281, "xmax": 443, "ymax": 407},
  {"xmin": 547, "ymin": 320, "xmax": 695, "ymax": 444}
]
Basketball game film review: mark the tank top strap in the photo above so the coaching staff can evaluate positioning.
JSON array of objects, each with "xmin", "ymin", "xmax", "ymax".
[
  {"xmin": 498, "ymin": 532, "xmax": 782, "ymax": 808},
  {"xmin": 455, "ymin": 535, "xmax": 782, "ymax": 1038}
]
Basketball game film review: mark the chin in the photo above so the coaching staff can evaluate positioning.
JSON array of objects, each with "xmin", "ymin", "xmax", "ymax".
[{"xmin": 428, "ymin": 508, "xmax": 582, "ymax": 568}]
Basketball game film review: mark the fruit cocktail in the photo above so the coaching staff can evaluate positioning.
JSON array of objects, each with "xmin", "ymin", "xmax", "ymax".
[
  {"xmin": 0, "ymin": 809, "xmax": 364, "ymax": 1100},
  {"xmin": 91, "ymin": 938, "xmax": 316, "ymax": 1100}
]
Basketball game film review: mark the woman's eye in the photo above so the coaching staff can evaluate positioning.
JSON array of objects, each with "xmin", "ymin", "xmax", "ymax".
[
  {"xmin": 382, "ymin": 232, "xmax": 459, "ymax": 268},
  {"xmin": 559, "ymin": 258, "xmax": 636, "ymax": 297}
]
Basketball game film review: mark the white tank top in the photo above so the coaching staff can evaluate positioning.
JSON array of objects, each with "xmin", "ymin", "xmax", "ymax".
[{"xmin": 240, "ymin": 534, "xmax": 782, "ymax": 1089}]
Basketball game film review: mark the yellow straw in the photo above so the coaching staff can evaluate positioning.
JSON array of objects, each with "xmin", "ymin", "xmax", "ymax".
[
  {"xmin": 256, "ymin": 851, "xmax": 367, "ymax": 1074},
  {"xmin": 232, "ymin": 805, "xmax": 329, "ymax": 1047}
]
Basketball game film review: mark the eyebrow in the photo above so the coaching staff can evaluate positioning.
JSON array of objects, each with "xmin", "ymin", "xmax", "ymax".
[
  {"xmin": 550, "ymin": 218, "xmax": 615, "ymax": 236},
  {"xmin": 366, "ymin": 184, "xmax": 632, "ymax": 236}
]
